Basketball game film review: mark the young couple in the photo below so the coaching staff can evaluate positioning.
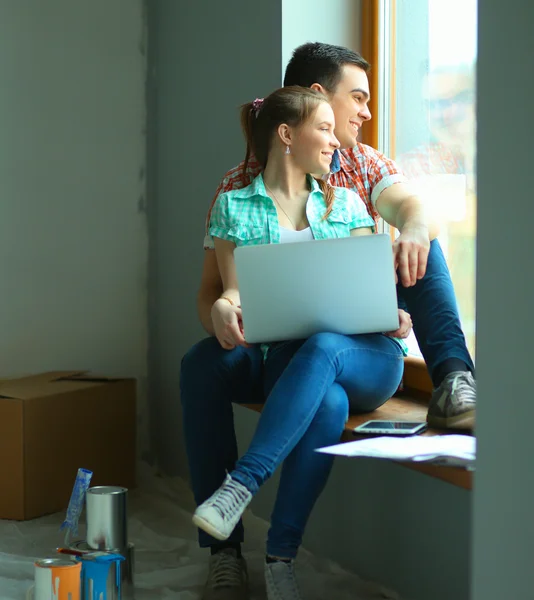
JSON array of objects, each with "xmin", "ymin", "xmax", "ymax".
[{"xmin": 180, "ymin": 42, "xmax": 476, "ymax": 600}]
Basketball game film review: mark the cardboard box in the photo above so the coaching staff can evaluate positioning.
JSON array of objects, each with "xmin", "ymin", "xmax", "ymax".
[{"xmin": 0, "ymin": 371, "xmax": 136, "ymax": 520}]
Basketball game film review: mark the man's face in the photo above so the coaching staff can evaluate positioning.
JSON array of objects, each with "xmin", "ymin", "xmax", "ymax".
[{"xmin": 327, "ymin": 65, "xmax": 372, "ymax": 149}]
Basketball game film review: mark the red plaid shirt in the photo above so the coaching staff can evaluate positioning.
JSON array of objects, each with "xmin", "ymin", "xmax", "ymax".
[{"xmin": 204, "ymin": 143, "xmax": 407, "ymax": 249}]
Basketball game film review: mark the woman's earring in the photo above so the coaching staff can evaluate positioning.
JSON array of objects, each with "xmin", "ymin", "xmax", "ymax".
[{"xmin": 285, "ymin": 145, "xmax": 291, "ymax": 155}]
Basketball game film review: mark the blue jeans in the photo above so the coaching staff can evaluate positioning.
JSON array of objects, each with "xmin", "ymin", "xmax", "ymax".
[
  {"xmin": 230, "ymin": 332, "xmax": 404, "ymax": 558},
  {"xmin": 397, "ymin": 239, "xmax": 474, "ymax": 376},
  {"xmin": 180, "ymin": 239, "xmax": 471, "ymax": 554},
  {"xmin": 181, "ymin": 333, "xmax": 403, "ymax": 558}
]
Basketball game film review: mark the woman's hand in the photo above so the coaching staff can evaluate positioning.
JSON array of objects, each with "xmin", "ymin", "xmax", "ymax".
[
  {"xmin": 385, "ymin": 309, "xmax": 413, "ymax": 339},
  {"xmin": 211, "ymin": 299, "xmax": 248, "ymax": 350}
]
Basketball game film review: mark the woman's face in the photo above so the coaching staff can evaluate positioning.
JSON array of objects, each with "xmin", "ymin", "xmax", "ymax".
[{"xmin": 290, "ymin": 102, "xmax": 340, "ymax": 175}]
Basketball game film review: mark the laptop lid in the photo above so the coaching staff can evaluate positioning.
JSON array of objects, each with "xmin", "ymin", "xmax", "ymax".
[{"xmin": 234, "ymin": 234, "xmax": 399, "ymax": 344}]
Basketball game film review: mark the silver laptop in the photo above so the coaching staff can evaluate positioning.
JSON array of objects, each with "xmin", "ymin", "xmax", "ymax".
[{"xmin": 234, "ymin": 234, "xmax": 399, "ymax": 344}]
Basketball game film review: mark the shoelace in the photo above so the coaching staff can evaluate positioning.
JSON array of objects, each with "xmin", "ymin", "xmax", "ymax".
[
  {"xmin": 268, "ymin": 562, "xmax": 301, "ymax": 600},
  {"xmin": 450, "ymin": 372, "xmax": 476, "ymax": 406},
  {"xmin": 209, "ymin": 551, "xmax": 244, "ymax": 589},
  {"xmin": 207, "ymin": 476, "xmax": 250, "ymax": 520}
]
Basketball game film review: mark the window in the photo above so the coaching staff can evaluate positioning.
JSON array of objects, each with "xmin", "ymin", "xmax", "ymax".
[{"xmin": 377, "ymin": 0, "xmax": 477, "ymax": 360}]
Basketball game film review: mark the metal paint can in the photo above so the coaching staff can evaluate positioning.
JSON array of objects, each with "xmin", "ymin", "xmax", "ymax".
[
  {"xmin": 86, "ymin": 486, "xmax": 128, "ymax": 551},
  {"xmin": 28, "ymin": 557, "xmax": 81, "ymax": 600},
  {"xmin": 69, "ymin": 540, "xmax": 135, "ymax": 588},
  {"xmin": 78, "ymin": 552, "xmax": 124, "ymax": 600}
]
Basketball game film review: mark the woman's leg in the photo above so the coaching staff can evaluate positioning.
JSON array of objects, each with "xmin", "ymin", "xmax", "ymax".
[
  {"xmin": 231, "ymin": 332, "xmax": 404, "ymax": 495},
  {"xmin": 266, "ymin": 382, "xmax": 347, "ymax": 559},
  {"xmin": 193, "ymin": 332, "xmax": 403, "ymax": 542}
]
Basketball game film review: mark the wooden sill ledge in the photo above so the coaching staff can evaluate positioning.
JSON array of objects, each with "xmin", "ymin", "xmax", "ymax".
[{"xmin": 242, "ymin": 390, "xmax": 473, "ymax": 490}]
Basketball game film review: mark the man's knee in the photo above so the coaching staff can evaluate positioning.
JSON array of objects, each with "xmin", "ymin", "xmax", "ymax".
[
  {"xmin": 181, "ymin": 337, "xmax": 220, "ymax": 371},
  {"xmin": 180, "ymin": 337, "xmax": 261, "ymax": 406},
  {"xmin": 422, "ymin": 239, "xmax": 450, "ymax": 279},
  {"xmin": 180, "ymin": 337, "xmax": 226, "ymax": 400}
]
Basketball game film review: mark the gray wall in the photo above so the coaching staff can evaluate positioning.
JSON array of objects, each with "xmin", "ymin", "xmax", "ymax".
[
  {"xmin": 471, "ymin": 1, "xmax": 534, "ymax": 598},
  {"xmin": 147, "ymin": 0, "xmax": 283, "ymax": 474},
  {"xmin": 0, "ymin": 1, "xmax": 149, "ymax": 452},
  {"xmin": 149, "ymin": 4, "xmax": 472, "ymax": 600}
]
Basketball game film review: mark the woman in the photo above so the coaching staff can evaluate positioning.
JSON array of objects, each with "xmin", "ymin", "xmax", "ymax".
[{"xmin": 194, "ymin": 87, "xmax": 411, "ymax": 598}]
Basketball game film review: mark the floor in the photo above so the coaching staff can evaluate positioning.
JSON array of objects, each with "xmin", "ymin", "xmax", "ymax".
[{"xmin": 0, "ymin": 465, "xmax": 401, "ymax": 599}]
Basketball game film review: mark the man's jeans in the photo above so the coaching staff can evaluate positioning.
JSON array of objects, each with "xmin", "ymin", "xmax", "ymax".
[
  {"xmin": 180, "ymin": 238, "xmax": 472, "ymax": 555},
  {"xmin": 397, "ymin": 239, "xmax": 474, "ymax": 376}
]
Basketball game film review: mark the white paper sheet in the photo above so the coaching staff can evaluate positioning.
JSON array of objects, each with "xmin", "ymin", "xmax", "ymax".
[{"xmin": 316, "ymin": 434, "xmax": 475, "ymax": 468}]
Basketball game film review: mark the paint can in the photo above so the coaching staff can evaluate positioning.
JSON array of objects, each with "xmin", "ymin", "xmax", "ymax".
[
  {"xmin": 69, "ymin": 540, "xmax": 135, "ymax": 587},
  {"xmin": 86, "ymin": 486, "xmax": 128, "ymax": 551},
  {"xmin": 27, "ymin": 557, "xmax": 81, "ymax": 600},
  {"xmin": 78, "ymin": 552, "xmax": 124, "ymax": 600}
]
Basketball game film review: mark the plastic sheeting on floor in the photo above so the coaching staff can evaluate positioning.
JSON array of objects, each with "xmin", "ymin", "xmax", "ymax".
[{"xmin": 0, "ymin": 465, "xmax": 401, "ymax": 599}]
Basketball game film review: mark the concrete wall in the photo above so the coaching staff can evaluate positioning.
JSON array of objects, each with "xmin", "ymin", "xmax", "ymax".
[
  {"xmin": 147, "ymin": 0, "xmax": 283, "ymax": 475},
  {"xmin": 0, "ymin": 1, "xmax": 149, "ymax": 452},
  {"xmin": 282, "ymin": 0, "xmax": 361, "ymax": 72},
  {"xmin": 471, "ymin": 1, "xmax": 534, "ymax": 598}
]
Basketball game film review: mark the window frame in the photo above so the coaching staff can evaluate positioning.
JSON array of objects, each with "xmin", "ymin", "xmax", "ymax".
[{"xmin": 362, "ymin": 0, "xmax": 430, "ymax": 395}]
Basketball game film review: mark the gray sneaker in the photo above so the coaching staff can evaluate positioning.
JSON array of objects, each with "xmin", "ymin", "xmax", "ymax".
[
  {"xmin": 427, "ymin": 371, "xmax": 476, "ymax": 430},
  {"xmin": 202, "ymin": 548, "xmax": 249, "ymax": 600},
  {"xmin": 265, "ymin": 560, "xmax": 302, "ymax": 600}
]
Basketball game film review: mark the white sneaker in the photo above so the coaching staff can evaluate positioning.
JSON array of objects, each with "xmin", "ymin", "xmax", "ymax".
[
  {"xmin": 193, "ymin": 474, "xmax": 252, "ymax": 541},
  {"xmin": 265, "ymin": 560, "xmax": 302, "ymax": 600}
]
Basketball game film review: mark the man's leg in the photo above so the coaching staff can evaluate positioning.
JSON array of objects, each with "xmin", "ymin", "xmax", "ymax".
[
  {"xmin": 180, "ymin": 337, "xmax": 263, "ymax": 600},
  {"xmin": 398, "ymin": 239, "xmax": 476, "ymax": 429}
]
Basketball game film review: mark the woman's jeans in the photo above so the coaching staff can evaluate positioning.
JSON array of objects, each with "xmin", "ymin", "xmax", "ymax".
[{"xmin": 181, "ymin": 332, "xmax": 403, "ymax": 558}]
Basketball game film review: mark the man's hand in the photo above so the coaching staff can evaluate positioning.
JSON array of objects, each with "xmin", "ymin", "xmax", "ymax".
[
  {"xmin": 375, "ymin": 183, "xmax": 437, "ymax": 287},
  {"xmin": 211, "ymin": 299, "xmax": 248, "ymax": 350},
  {"xmin": 393, "ymin": 224, "xmax": 430, "ymax": 287},
  {"xmin": 385, "ymin": 309, "xmax": 413, "ymax": 339}
]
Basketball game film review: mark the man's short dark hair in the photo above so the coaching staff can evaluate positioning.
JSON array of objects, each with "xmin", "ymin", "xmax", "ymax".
[{"xmin": 283, "ymin": 42, "xmax": 370, "ymax": 93}]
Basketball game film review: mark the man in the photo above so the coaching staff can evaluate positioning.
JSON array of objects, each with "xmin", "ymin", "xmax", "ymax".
[{"xmin": 181, "ymin": 42, "xmax": 476, "ymax": 600}]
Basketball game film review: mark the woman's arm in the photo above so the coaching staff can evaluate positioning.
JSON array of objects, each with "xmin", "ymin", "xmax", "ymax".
[
  {"xmin": 211, "ymin": 237, "xmax": 247, "ymax": 349},
  {"xmin": 197, "ymin": 250, "xmax": 223, "ymax": 335},
  {"xmin": 213, "ymin": 237, "xmax": 241, "ymax": 306}
]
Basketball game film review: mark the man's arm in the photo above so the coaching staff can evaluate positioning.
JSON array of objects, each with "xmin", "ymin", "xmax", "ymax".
[
  {"xmin": 376, "ymin": 182, "xmax": 440, "ymax": 287},
  {"xmin": 375, "ymin": 182, "xmax": 439, "ymax": 240},
  {"xmin": 197, "ymin": 249, "xmax": 223, "ymax": 335}
]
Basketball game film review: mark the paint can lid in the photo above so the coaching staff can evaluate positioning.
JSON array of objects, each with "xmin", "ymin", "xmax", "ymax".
[
  {"xmin": 35, "ymin": 557, "xmax": 79, "ymax": 568},
  {"xmin": 87, "ymin": 486, "xmax": 128, "ymax": 495}
]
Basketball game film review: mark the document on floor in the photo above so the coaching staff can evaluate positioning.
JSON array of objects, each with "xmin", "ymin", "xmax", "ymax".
[{"xmin": 316, "ymin": 434, "xmax": 475, "ymax": 468}]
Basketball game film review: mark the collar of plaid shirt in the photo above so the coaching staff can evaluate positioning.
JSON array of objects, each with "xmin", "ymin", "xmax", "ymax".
[{"xmin": 330, "ymin": 149, "xmax": 357, "ymax": 174}]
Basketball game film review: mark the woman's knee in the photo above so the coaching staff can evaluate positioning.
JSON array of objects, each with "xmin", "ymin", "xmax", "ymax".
[{"xmin": 316, "ymin": 383, "xmax": 349, "ymax": 427}]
